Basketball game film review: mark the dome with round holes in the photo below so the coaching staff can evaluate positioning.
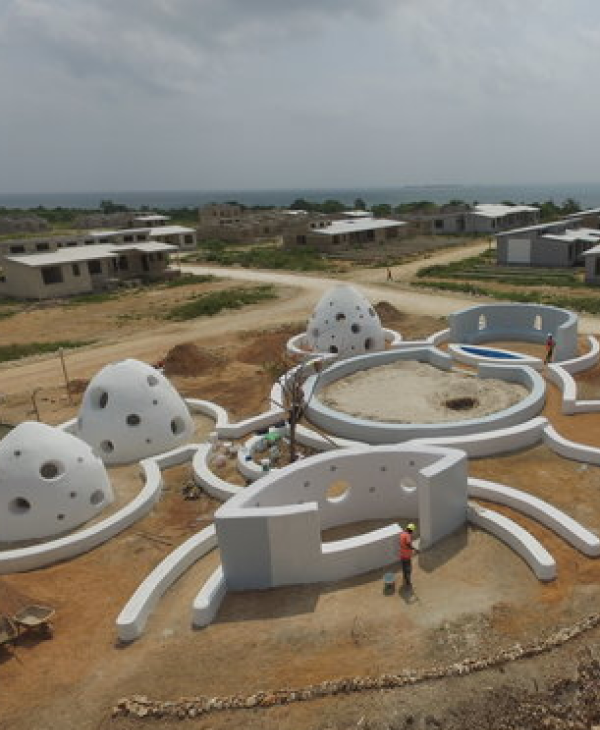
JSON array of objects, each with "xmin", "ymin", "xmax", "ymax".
[
  {"xmin": 306, "ymin": 285, "xmax": 386, "ymax": 358},
  {"xmin": 0, "ymin": 422, "xmax": 113, "ymax": 543},
  {"xmin": 77, "ymin": 359, "xmax": 194, "ymax": 465}
]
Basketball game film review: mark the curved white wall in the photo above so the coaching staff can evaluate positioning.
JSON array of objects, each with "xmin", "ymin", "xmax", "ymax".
[
  {"xmin": 0, "ymin": 422, "xmax": 113, "ymax": 542},
  {"xmin": 215, "ymin": 444, "xmax": 468, "ymax": 590},
  {"xmin": 305, "ymin": 348, "xmax": 545, "ymax": 444},
  {"xmin": 77, "ymin": 359, "xmax": 194, "ymax": 465},
  {"xmin": 448, "ymin": 303, "xmax": 578, "ymax": 362}
]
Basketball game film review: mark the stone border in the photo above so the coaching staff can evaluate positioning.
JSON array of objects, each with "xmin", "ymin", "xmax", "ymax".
[{"xmin": 113, "ymin": 613, "xmax": 600, "ymax": 719}]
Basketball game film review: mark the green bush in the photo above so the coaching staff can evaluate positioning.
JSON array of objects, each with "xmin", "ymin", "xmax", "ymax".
[
  {"xmin": 159, "ymin": 273, "xmax": 218, "ymax": 288},
  {"xmin": 166, "ymin": 285, "xmax": 277, "ymax": 321}
]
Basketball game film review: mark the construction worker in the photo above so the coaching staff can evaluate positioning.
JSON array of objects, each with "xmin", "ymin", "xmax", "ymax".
[
  {"xmin": 399, "ymin": 523, "xmax": 418, "ymax": 588},
  {"xmin": 544, "ymin": 333, "xmax": 556, "ymax": 365}
]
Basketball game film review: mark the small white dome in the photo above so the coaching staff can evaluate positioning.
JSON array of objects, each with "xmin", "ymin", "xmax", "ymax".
[
  {"xmin": 306, "ymin": 285, "xmax": 385, "ymax": 358},
  {"xmin": 77, "ymin": 359, "xmax": 194, "ymax": 465},
  {"xmin": 0, "ymin": 422, "xmax": 113, "ymax": 543}
]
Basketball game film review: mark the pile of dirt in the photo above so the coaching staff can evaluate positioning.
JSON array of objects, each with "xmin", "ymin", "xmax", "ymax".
[
  {"xmin": 236, "ymin": 324, "xmax": 300, "ymax": 366},
  {"xmin": 374, "ymin": 301, "xmax": 407, "ymax": 329},
  {"xmin": 163, "ymin": 343, "xmax": 224, "ymax": 378},
  {"xmin": 0, "ymin": 579, "xmax": 36, "ymax": 616}
]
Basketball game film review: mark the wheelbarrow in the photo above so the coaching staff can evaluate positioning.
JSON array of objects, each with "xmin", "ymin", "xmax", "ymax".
[
  {"xmin": 13, "ymin": 605, "xmax": 55, "ymax": 639},
  {"xmin": 0, "ymin": 615, "xmax": 18, "ymax": 649}
]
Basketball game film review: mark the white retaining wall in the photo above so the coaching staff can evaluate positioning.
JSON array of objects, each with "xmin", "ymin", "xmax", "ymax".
[
  {"xmin": 467, "ymin": 503, "xmax": 556, "ymax": 581},
  {"xmin": 413, "ymin": 417, "xmax": 547, "ymax": 458},
  {"xmin": 544, "ymin": 424, "xmax": 600, "ymax": 465},
  {"xmin": 117, "ymin": 525, "xmax": 217, "ymax": 642},
  {"xmin": 468, "ymin": 478, "xmax": 600, "ymax": 556},
  {"xmin": 305, "ymin": 348, "xmax": 545, "ymax": 444},
  {"xmin": 192, "ymin": 566, "xmax": 227, "ymax": 627}
]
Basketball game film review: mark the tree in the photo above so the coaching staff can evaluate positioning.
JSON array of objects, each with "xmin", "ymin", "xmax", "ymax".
[
  {"xmin": 371, "ymin": 203, "xmax": 392, "ymax": 217},
  {"xmin": 353, "ymin": 197, "xmax": 367, "ymax": 210}
]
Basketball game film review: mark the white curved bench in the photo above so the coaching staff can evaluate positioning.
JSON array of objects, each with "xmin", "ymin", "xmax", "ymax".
[
  {"xmin": 468, "ymin": 478, "xmax": 600, "ymax": 556},
  {"xmin": 467, "ymin": 502, "xmax": 556, "ymax": 581},
  {"xmin": 117, "ymin": 525, "xmax": 217, "ymax": 642}
]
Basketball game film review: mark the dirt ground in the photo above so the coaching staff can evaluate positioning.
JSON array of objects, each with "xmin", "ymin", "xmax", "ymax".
[{"xmin": 2, "ymin": 252, "xmax": 600, "ymax": 729}]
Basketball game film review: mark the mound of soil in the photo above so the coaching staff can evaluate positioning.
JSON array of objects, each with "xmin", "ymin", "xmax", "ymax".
[
  {"xmin": 374, "ymin": 300, "xmax": 404, "ymax": 326},
  {"xmin": 236, "ymin": 324, "xmax": 300, "ymax": 365},
  {"xmin": 163, "ymin": 343, "xmax": 224, "ymax": 378}
]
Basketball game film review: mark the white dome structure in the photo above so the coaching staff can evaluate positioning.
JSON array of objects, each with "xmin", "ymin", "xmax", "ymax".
[
  {"xmin": 77, "ymin": 359, "xmax": 194, "ymax": 465},
  {"xmin": 0, "ymin": 422, "xmax": 113, "ymax": 543},
  {"xmin": 306, "ymin": 285, "xmax": 386, "ymax": 358}
]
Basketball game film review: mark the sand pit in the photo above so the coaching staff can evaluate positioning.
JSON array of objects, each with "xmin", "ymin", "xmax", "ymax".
[{"xmin": 321, "ymin": 361, "xmax": 528, "ymax": 423}]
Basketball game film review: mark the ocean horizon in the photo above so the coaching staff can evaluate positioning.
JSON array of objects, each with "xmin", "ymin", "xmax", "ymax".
[{"xmin": 1, "ymin": 182, "xmax": 600, "ymax": 210}]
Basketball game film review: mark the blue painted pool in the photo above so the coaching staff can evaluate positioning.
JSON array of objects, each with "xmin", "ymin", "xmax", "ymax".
[{"xmin": 461, "ymin": 345, "xmax": 524, "ymax": 360}]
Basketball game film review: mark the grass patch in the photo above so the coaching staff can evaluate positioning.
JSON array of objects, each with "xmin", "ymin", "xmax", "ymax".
[
  {"xmin": 193, "ymin": 242, "xmax": 333, "ymax": 272},
  {"xmin": 158, "ymin": 273, "xmax": 218, "ymax": 288},
  {"xmin": 413, "ymin": 280, "xmax": 600, "ymax": 314},
  {"xmin": 166, "ymin": 285, "xmax": 277, "ymax": 321},
  {"xmin": 66, "ymin": 291, "xmax": 120, "ymax": 306},
  {"xmin": 0, "ymin": 340, "xmax": 95, "ymax": 363},
  {"xmin": 416, "ymin": 250, "xmax": 585, "ymax": 288}
]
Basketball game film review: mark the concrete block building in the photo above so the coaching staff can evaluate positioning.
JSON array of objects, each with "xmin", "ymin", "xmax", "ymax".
[
  {"xmin": 0, "ymin": 241, "xmax": 176, "ymax": 300},
  {"xmin": 284, "ymin": 217, "xmax": 407, "ymax": 252},
  {"xmin": 496, "ymin": 221, "xmax": 600, "ymax": 267}
]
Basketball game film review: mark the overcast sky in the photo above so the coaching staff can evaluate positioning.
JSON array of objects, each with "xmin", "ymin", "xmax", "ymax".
[{"xmin": 0, "ymin": 0, "xmax": 599, "ymax": 193}]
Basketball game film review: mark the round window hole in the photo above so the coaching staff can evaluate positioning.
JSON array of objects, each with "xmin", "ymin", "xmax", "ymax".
[
  {"xmin": 101, "ymin": 440, "xmax": 114, "ymax": 454},
  {"xmin": 40, "ymin": 461, "xmax": 63, "ymax": 480},
  {"xmin": 351, "ymin": 323, "xmax": 361, "ymax": 334},
  {"xmin": 10, "ymin": 497, "xmax": 31, "ymax": 514},
  {"xmin": 326, "ymin": 480, "xmax": 350, "ymax": 503},
  {"xmin": 171, "ymin": 417, "xmax": 185, "ymax": 435},
  {"xmin": 126, "ymin": 413, "xmax": 141, "ymax": 426},
  {"xmin": 401, "ymin": 477, "xmax": 418, "ymax": 494},
  {"xmin": 90, "ymin": 490, "xmax": 105, "ymax": 507},
  {"xmin": 147, "ymin": 375, "xmax": 159, "ymax": 387},
  {"xmin": 91, "ymin": 389, "xmax": 109, "ymax": 409}
]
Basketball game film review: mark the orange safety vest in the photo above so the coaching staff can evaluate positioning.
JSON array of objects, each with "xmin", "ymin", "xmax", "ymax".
[{"xmin": 399, "ymin": 531, "xmax": 413, "ymax": 560}]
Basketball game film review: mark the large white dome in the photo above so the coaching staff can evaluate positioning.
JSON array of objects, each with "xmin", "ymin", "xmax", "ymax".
[
  {"xmin": 306, "ymin": 285, "xmax": 385, "ymax": 358},
  {"xmin": 0, "ymin": 422, "xmax": 113, "ymax": 543},
  {"xmin": 77, "ymin": 359, "xmax": 194, "ymax": 465}
]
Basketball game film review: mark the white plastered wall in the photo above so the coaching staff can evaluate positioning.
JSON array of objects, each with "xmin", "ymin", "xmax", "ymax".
[{"xmin": 215, "ymin": 444, "xmax": 468, "ymax": 590}]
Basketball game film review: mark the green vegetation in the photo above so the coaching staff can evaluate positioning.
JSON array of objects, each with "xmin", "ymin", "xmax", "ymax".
[
  {"xmin": 0, "ymin": 340, "xmax": 95, "ymax": 363},
  {"xmin": 194, "ymin": 242, "xmax": 333, "ymax": 272},
  {"xmin": 158, "ymin": 273, "xmax": 218, "ymax": 288},
  {"xmin": 416, "ymin": 250, "xmax": 585, "ymax": 289},
  {"xmin": 413, "ymin": 280, "xmax": 600, "ymax": 315},
  {"xmin": 166, "ymin": 285, "xmax": 277, "ymax": 321}
]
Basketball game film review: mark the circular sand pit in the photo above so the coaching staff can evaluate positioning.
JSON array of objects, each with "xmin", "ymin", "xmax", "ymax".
[{"xmin": 320, "ymin": 361, "xmax": 528, "ymax": 424}]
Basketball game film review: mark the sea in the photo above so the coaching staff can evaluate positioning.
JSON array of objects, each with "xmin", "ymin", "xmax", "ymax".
[{"xmin": 2, "ymin": 183, "xmax": 600, "ymax": 210}]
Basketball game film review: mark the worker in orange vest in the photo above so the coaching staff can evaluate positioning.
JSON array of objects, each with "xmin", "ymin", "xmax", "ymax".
[{"xmin": 399, "ymin": 523, "xmax": 418, "ymax": 587}]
